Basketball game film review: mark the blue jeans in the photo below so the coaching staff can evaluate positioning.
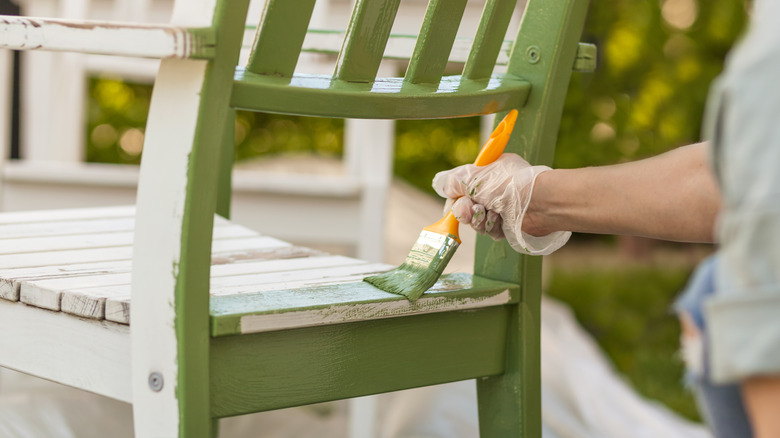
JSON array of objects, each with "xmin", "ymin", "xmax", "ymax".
[{"xmin": 675, "ymin": 256, "xmax": 753, "ymax": 438}]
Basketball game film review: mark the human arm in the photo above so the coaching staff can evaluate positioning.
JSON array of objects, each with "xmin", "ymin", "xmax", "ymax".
[
  {"xmin": 524, "ymin": 141, "xmax": 721, "ymax": 243},
  {"xmin": 433, "ymin": 141, "xmax": 721, "ymax": 254}
]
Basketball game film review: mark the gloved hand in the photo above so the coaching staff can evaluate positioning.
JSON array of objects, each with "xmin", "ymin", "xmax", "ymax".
[{"xmin": 432, "ymin": 153, "xmax": 571, "ymax": 256}]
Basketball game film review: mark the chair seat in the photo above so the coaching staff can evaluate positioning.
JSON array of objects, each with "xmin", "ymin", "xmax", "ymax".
[{"xmin": 0, "ymin": 206, "xmax": 517, "ymax": 338}]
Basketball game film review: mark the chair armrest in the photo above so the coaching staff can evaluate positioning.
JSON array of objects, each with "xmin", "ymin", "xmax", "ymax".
[{"xmin": 0, "ymin": 15, "xmax": 214, "ymax": 59}]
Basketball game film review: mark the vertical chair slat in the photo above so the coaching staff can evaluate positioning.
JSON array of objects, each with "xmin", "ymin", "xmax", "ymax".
[
  {"xmin": 334, "ymin": 0, "xmax": 402, "ymax": 83},
  {"xmin": 246, "ymin": 0, "xmax": 317, "ymax": 77},
  {"xmin": 404, "ymin": 0, "xmax": 468, "ymax": 85},
  {"xmin": 463, "ymin": 0, "xmax": 518, "ymax": 80}
]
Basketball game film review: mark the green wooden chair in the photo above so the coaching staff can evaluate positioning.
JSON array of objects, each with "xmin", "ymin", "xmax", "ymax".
[{"xmin": 0, "ymin": 0, "xmax": 593, "ymax": 436}]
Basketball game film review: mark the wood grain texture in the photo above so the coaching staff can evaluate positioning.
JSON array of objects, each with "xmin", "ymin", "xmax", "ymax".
[{"xmin": 0, "ymin": 299, "xmax": 131, "ymax": 402}]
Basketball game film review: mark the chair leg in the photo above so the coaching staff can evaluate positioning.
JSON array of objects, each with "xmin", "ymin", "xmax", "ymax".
[
  {"xmin": 475, "ymin": 254, "xmax": 543, "ymax": 438},
  {"xmin": 211, "ymin": 418, "xmax": 220, "ymax": 438},
  {"xmin": 476, "ymin": 299, "xmax": 542, "ymax": 437}
]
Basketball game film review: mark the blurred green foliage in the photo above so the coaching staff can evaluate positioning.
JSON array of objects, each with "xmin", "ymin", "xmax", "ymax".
[
  {"xmin": 86, "ymin": 77, "xmax": 151, "ymax": 164},
  {"xmin": 546, "ymin": 264, "xmax": 700, "ymax": 421},
  {"xmin": 556, "ymin": 0, "xmax": 747, "ymax": 168}
]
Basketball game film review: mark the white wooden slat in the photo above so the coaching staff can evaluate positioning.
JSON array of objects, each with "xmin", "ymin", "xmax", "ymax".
[
  {"xmin": 211, "ymin": 272, "xmax": 381, "ymax": 296},
  {"xmin": 1, "ymin": 231, "xmax": 134, "ymax": 255},
  {"xmin": 62, "ymin": 285, "xmax": 134, "ymax": 320},
  {"xmin": 10, "ymin": 236, "xmax": 289, "ymax": 307},
  {"xmin": 56, "ymin": 255, "xmax": 363, "ymax": 320},
  {"xmin": 0, "ymin": 244, "xmax": 315, "ymax": 303},
  {"xmin": 0, "ymin": 213, "xmax": 232, "ymax": 240},
  {"xmin": 0, "ymin": 223, "xmax": 256, "ymax": 255},
  {"xmin": 0, "ymin": 259, "xmax": 132, "ymax": 301},
  {"xmin": 0, "ymin": 299, "xmax": 131, "ymax": 403},
  {"xmin": 20, "ymin": 272, "xmax": 132, "ymax": 311},
  {"xmin": 106, "ymin": 296, "xmax": 131, "ymax": 324},
  {"xmin": 0, "ymin": 16, "xmax": 210, "ymax": 59},
  {"xmin": 0, "ymin": 217, "xmax": 135, "ymax": 239},
  {"xmin": 0, "ymin": 205, "xmax": 135, "ymax": 225},
  {"xmin": 104, "ymin": 263, "xmax": 390, "ymax": 325},
  {"xmin": 209, "ymin": 256, "xmax": 371, "ymax": 288},
  {"xmin": 0, "ymin": 246, "xmax": 134, "ymax": 271},
  {"xmin": 0, "ymin": 235, "xmax": 287, "ymax": 270},
  {"xmin": 0, "ymin": 245, "xmax": 317, "ymax": 294},
  {"xmin": 207, "ymin": 262, "xmax": 391, "ymax": 296}
]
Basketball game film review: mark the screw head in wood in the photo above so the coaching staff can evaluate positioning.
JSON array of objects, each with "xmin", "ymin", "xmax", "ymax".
[
  {"xmin": 148, "ymin": 372, "xmax": 164, "ymax": 392},
  {"xmin": 526, "ymin": 46, "xmax": 541, "ymax": 64}
]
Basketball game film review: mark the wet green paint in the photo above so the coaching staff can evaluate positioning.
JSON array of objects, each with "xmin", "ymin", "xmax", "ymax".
[
  {"xmin": 210, "ymin": 306, "xmax": 509, "ymax": 418},
  {"xmin": 210, "ymin": 273, "xmax": 519, "ymax": 337}
]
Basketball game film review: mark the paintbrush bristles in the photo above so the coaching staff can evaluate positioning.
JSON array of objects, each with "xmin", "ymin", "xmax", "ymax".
[
  {"xmin": 364, "ymin": 230, "xmax": 459, "ymax": 301},
  {"xmin": 363, "ymin": 263, "xmax": 442, "ymax": 301}
]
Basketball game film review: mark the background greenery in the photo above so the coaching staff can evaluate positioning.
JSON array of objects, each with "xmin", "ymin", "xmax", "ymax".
[{"xmin": 84, "ymin": 0, "xmax": 747, "ymax": 422}]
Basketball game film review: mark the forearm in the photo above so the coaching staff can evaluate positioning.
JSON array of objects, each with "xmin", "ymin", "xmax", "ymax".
[{"xmin": 524, "ymin": 142, "xmax": 721, "ymax": 243}]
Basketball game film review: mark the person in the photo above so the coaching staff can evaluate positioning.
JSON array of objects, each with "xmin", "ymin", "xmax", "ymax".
[{"xmin": 432, "ymin": 1, "xmax": 780, "ymax": 437}]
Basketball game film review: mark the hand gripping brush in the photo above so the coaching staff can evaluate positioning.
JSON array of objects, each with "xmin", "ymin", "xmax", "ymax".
[{"xmin": 364, "ymin": 109, "xmax": 518, "ymax": 301}]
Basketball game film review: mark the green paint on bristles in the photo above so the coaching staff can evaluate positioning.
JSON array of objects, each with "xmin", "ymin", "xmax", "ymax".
[
  {"xmin": 364, "ymin": 230, "xmax": 460, "ymax": 301},
  {"xmin": 364, "ymin": 262, "xmax": 442, "ymax": 302}
]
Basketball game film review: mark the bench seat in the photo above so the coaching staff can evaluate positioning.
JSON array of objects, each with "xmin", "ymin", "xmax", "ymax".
[{"xmin": 0, "ymin": 206, "xmax": 518, "ymax": 338}]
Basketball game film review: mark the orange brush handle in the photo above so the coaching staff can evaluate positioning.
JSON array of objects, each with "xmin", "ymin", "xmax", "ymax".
[{"xmin": 424, "ymin": 109, "xmax": 518, "ymax": 242}]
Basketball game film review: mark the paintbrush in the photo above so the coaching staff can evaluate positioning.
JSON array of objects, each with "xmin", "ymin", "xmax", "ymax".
[{"xmin": 364, "ymin": 109, "xmax": 518, "ymax": 301}]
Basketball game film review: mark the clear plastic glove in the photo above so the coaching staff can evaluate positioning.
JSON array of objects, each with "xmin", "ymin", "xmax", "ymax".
[{"xmin": 432, "ymin": 153, "xmax": 571, "ymax": 256}]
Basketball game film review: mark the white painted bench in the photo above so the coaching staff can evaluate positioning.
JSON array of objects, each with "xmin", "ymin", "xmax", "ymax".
[{"xmin": 0, "ymin": 0, "xmax": 593, "ymax": 436}]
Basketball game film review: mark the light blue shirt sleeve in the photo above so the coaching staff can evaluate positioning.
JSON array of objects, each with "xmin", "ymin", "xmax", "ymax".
[{"xmin": 704, "ymin": 0, "xmax": 780, "ymax": 383}]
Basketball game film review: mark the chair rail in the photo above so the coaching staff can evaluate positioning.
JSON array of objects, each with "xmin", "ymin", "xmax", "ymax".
[{"xmin": 231, "ymin": 69, "xmax": 531, "ymax": 120}]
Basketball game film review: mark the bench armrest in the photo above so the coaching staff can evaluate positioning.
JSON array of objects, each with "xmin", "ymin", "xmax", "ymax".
[{"xmin": 0, "ymin": 15, "xmax": 214, "ymax": 59}]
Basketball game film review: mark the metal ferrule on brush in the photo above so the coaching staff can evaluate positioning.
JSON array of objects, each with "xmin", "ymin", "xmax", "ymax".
[{"xmin": 404, "ymin": 230, "xmax": 460, "ymax": 275}]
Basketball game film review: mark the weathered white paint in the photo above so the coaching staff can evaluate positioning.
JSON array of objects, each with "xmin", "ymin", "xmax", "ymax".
[
  {"xmin": 0, "ymin": 217, "xmax": 135, "ymax": 239},
  {"xmin": 105, "ymin": 294, "xmax": 131, "ymax": 324},
  {"xmin": 239, "ymin": 289, "xmax": 513, "ymax": 334},
  {"xmin": 0, "ymin": 216, "xmax": 238, "ymax": 242},
  {"xmin": 0, "ymin": 16, "xmax": 209, "ymax": 59},
  {"xmin": 0, "ymin": 205, "xmax": 135, "ymax": 225},
  {"xmin": 21, "ymin": 271, "xmax": 132, "ymax": 310},
  {"xmin": 16, "ymin": 254, "xmax": 356, "ymax": 317},
  {"xmin": 0, "ymin": 246, "xmax": 134, "ymax": 270},
  {"xmin": 0, "ymin": 299, "xmax": 131, "ymax": 402},
  {"xmin": 0, "ymin": 259, "xmax": 132, "ymax": 302},
  {"xmin": 131, "ymin": 55, "xmax": 210, "ymax": 437},
  {"xmin": 62, "ymin": 284, "xmax": 134, "ymax": 319},
  {"xmin": 1, "ymin": 231, "xmax": 135, "ymax": 255},
  {"xmin": 0, "ymin": 234, "xmax": 287, "ymax": 270},
  {"xmin": 209, "ymin": 263, "xmax": 390, "ymax": 296}
]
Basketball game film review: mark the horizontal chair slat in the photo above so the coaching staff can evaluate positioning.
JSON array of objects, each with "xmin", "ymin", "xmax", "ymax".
[
  {"xmin": 232, "ymin": 69, "xmax": 531, "ymax": 120},
  {"xmin": 0, "ymin": 15, "xmax": 214, "ymax": 59}
]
